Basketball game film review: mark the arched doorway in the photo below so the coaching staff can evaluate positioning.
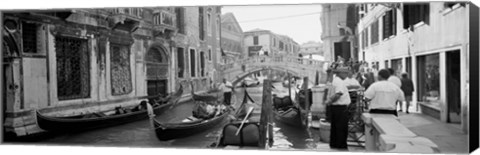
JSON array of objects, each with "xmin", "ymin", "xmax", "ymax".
[{"xmin": 145, "ymin": 46, "xmax": 169, "ymax": 97}]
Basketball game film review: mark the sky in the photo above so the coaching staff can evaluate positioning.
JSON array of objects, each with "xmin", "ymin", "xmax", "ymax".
[{"xmin": 222, "ymin": 4, "xmax": 323, "ymax": 45}]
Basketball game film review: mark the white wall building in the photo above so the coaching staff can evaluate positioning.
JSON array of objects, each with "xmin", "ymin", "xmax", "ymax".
[{"xmin": 356, "ymin": 2, "xmax": 470, "ymax": 133}]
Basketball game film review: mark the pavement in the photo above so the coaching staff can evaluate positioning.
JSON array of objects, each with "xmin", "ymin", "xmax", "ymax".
[{"xmin": 396, "ymin": 112, "xmax": 469, "ymax": 154}]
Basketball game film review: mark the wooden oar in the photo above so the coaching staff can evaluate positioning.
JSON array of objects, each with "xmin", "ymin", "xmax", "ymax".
[{"xmin": 235, "ymin": 106, "xmax": 255, "ymax": 136}]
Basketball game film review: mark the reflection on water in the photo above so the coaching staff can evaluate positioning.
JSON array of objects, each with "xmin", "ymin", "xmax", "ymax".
[{"xmin": 39, "ymin": 83, "xmax": 327, "ymax": 151}]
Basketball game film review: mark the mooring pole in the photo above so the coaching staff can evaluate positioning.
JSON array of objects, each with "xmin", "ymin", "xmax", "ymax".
[
  {"xmin": 288, "ymin": 71, "xmax": 292, "ymax": 98},
  {"xmin": 303, "ymin": 76, "xmax": 310, "ymax": 127},
  {"xmin": 259, "ymin": 79, "xmax": 273, "ymax": 148}
]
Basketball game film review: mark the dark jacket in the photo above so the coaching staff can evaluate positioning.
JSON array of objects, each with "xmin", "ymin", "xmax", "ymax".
[{"xmin": 400, "ymin": 78, "xmax": 415, "ymax": 96}]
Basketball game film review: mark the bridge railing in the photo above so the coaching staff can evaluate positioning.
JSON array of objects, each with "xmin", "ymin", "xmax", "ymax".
[{"xmin": 221, "ymin": 55, "xmax": 328, "ymax": 71}]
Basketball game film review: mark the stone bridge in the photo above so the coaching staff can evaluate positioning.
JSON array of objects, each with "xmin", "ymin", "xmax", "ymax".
[{"xmin": 221, "ymin": 55, "xmax": 330, "ymax": 86}]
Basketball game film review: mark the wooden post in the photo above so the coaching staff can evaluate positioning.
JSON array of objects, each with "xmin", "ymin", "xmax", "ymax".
[
  {"xmin": 287, "ymin": 71, "xmax": 291, "ymax": 98},
  {"xmin": 303, "ymin": 77, "xmax": 310, "ymax": 127},
  {"xmin": 259, "ymin": 79, "xmax": 273, "ymax": 148}
]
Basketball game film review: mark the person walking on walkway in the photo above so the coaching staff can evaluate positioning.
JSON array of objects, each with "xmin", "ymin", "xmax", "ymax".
[
  {"xmin": 388, "ymin": 68, "xmax": 402, "ymax": 87},
  {"xmin": 400, "ymin": 73, "xmax": 414, "ymax": 113},
  {"xmin": 325, "ymin": 66, "xmax": 351, "ymax": 150},
  {"xmin": 364, "ymin": 69, "xmax": 405, "ymax": 116}
]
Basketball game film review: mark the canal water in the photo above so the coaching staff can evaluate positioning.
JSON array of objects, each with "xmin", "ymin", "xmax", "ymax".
[{"xmin": 38, "ymin": 83, "xmax": 329, "ymax": 151}]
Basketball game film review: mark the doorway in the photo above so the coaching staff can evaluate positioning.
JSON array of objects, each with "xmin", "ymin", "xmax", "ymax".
[
  {"xmin": 334, "ymin": 42, "xmax": 351, "ymax": 61},
  {"xmin": 446, "ymin": 50, "xmax": 461, "ymax": 123}
]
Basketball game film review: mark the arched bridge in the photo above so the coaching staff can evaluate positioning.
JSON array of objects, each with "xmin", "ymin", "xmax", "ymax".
[{"xmin": 221, "ymin": 55, "xmax": 330, "ymax": 86}]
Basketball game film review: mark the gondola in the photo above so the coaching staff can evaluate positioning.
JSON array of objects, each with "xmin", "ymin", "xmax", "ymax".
[
  {"xmin": 190, "ymin": 82, "xmax": 221, "ymax": 102},
  {"xmin": 36, "ymin": 85, "xmax": 183, "ymax": 132},
  {"xmin": 210, "ymin": 90, "xmax": 266, "ymax": 149},
  {"xmin": 149, "ymin": 104, "xmax": 231, "ymax": 141},
  {"xmin": 272, "ymin": 95, "xmax": 303, "ymax": 127}
]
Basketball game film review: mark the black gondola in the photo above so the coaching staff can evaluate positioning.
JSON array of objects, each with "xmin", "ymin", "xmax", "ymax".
[
  {"xmin": 149, "ymin": 105, "xmax": 231, "ymax": 141},
  {"xmin": 36, "ymin": 85, "xmax": 183, "ymax": 132},
  {"xmin": 190, "ymin": 82, "xmax": 221, "ymax": 102},
  {"xmin": 272, "ymin": 95, "xmax": 302, "ymax": 127},
  {"xmin": 211, "ymin": 90, "xmax": 265, "ymax": 149}
]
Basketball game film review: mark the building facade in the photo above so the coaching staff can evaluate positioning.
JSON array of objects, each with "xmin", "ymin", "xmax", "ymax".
[
  {"xmin": 299, "ymin": 41, "xmax": 324, "ymax": 60},
  {"xmin": 220, "ymin": 12, "xmax": 243, "ymax": 64},
  {"xmin": 2, "ymin": 6, "xmax": 222, "ymax": 137},
  {"xmin": 243, "ymin": 29, "xmax": 300, "ymax": 57},
  {"xmin": 320, "ymin": 4, "xmax": 359, "ymax": 62},
  {"xmin": 356, "ymin": 2, "xmax": 469, "ymax": 132}
]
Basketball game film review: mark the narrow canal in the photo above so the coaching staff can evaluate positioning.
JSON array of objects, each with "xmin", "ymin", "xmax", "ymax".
[{"xmin": 39, "ymin": 82, "xmax": 328, "ymax": 150}]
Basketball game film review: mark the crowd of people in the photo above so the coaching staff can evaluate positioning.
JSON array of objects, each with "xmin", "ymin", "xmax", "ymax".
[{"xmin": 325, "ymin": 56, "xmax": 415, "ymax": 150}]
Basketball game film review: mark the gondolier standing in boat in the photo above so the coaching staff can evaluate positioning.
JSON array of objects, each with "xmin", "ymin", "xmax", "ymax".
[
  {"xmin": 325, "ymin": 66, "xmax": 351, "ymax": 150},
  {"xmin": 219, "ymin": 78, "xmax": 234, "ymax": 108}
]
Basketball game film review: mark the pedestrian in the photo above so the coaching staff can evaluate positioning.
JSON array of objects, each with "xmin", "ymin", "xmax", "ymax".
[
  {"xmin": 387, "ymin": 68, "xmax": 402, "ymax": 87},
  {"xmin": 219, "ymin": 78, "xmax": 234, "ymax": 108},
  {"xmin": 364, "ymin": 69, "xmax": 405, "ymax": 116},
  {"xmin": 400, "ymin": 73, "xmax": 414, "ymax": 113},
  {"xmin": 325, "ymin": 66, "xmax": 351, "ymax": 150}
]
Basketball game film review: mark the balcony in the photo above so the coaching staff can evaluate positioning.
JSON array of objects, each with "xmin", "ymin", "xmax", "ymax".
[
  {"xmin": 152, "ymin": 10, "xmax": 175, "ymax": 30},
  {"xmin": 152, "ymin": 10, "xmax": 176, "ymax": 39},
  {"xmin": 107, "ymin": 8, "xmax": 143, "ymax": 32}
]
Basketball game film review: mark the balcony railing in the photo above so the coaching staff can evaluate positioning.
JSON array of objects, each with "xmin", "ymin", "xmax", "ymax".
[
  {"xmin": 153, "ymin": 10, "xmax": 175, "ymax": 28},
  {"xmin": 109, "ymin": 8, "xmax": 143, "ymax": 19}
]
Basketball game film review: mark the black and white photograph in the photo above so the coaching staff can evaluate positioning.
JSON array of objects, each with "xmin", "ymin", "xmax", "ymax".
[{"xmin": 1, "ymin": 0, "xmax": 479, "ymax": 154}]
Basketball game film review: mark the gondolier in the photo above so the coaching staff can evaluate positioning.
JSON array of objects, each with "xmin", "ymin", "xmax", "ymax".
[
  {"xmin": 325, "ymin": 66, "xmax": 351, "ymax": 150},
  {"xmin": 219, "ymin": 78, "xmax": 234, "ymax": 107}
]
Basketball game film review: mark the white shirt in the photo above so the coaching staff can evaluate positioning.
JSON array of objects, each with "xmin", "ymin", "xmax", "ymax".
[
  {"xmin": 219, "ymin": 81, "xmax": 233, "ymax": 93},
  {"xmin": 388, "ymin": 76, "xmax": 402, "ymax": 87},
  {"xmin": 364, "ymin": 81, "xmax": 405, "ymax": 111},
  {"xmin": 331, "ymin": 77, "xmax": 351, "ymax": 105},
  {"xmin": 345, "ymin": 77, "xmax": 361, "ymax": 87}
]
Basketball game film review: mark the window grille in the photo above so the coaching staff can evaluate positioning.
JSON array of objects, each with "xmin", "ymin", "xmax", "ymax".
[
  {"xmin": 22, "ymin": 22, "xmax": 38, "ymax": 53},
  {"xmin": 110, "ymin": 44, "xmax": 133, "ymax": 96},
  {"xmin": 55, "ymin": 36, "xmax": 90, "ymax": 100},
  {"xmin": 146, "ymin": 48, "xmax": 168, "ymax": 80}
]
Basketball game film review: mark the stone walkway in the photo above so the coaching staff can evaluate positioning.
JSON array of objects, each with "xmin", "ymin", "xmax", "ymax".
[{"xmin": 397, "ymin": 112, "xmax": 469, "ymax": 154}]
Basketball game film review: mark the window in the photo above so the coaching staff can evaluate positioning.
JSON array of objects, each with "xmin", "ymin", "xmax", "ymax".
[
  {"xmin": 55, "ymin": 36, "xmax": 90, "ymax": 100},
  {"xmin": 208, "ymin": 49, "xmax": 212, "ymax": 61},
  {"xmin": 175, "ymin": 7, "xmax": 186, "ymax": 34},
  {"xmin": 273, "ymin": 38, "xmax": 276, "ymax": 47},
  {"xmin": 253, "ymin": 36, "xmax": 259, "ymax": 45},
  {"xmin": 279, "ymin": 41, "xmax": 284, "ymax": 50},
  {"xmin": 22, "ymin": 22, "xmax": 39, "ymax": 53},
  {"xmin": 200, "ymin": 52, "xmax": 205, "ymax": 77},
  {"xmin": 371, "ymin": 20, "xmax": 379, "ymax": 44},
  {"xmin": 383, "ymin": 9, "xmax": 397, "ymax": 39},
  {"xmin": 403, "ymin": 3, "xmax": 430, "ymax": 29},
  {"xmin": 177, "ymin": 48, "xmax": 185, "ymax": 78},
  {"xmin": 190, "ymin": 49, "xmax": 196, "ymax": 77},
  {"xmin": 199, "ymin": 7, "xmax": 205, "ymax": 40},
  {"xmin": 417, "ymin": 54, "xmax": 440, "ymax": 105},
  {"xmin": 110, "ymin": 44, "xmax": 132, "ymax": 96},
  {"xmin": 207, "ymin": 13, "xmax": 212, "ymax": 36}
]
